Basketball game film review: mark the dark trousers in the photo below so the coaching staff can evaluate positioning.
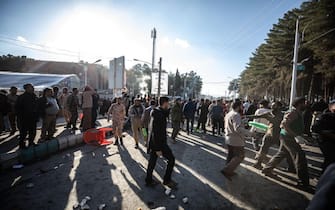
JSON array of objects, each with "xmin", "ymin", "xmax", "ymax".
[
  {"xmin": 146, "ymin": 144, "xmax": 175, "ymax": 184},
  {"xmin": 252, "ymin": 132, "xmax": 264, "ymax": 151},
  {"xmin": 40, "ymin": 114, "xmax": 57, "ymax": 139},
  {"xmin": 82, "ymin": 108, "xmax": 92, "ymax": 131},
  {"xmin": 8, "ymin": 112, "xmax": 17, "ymax": 132},
  {"xmin": 171, "ymin": 121, "xmax": 180, "ymax": 139},
  {"xmin": 91, "ymin": 108, "xmax": 98, "ymax": 127},
  {"xmin": 186, "ymin": 117, "xmax": 194, "ymax": 134},
  {"xmin": 70, "ymin": 111, "xmax": 78, "ymax": 128},
  {"xmin": 197, "ymin": 118, "xmax": 207, "ymax": 132},
  {"xmin": 224, "ymin": 145, "xmax": 245, "ymax": 174},
  {"xmin": 318, "ymin": 138, "xmax": 335, "ymax": 172},
  {"xmin": 256, "ymin": 134, "xmax": 295, "ymax": 170},
  {"xmin": 212, "ymin": 117, "xmax": 223, "ymax": 135},
  {"xmin": 0, "ymin": 113, "xmax": 3, "ymax": 132},
  {"xmin": 264, "ymin": 135, "xmax": 309, "ymax": 185},
  {"xmin": 19, "ymin": 120, "xmax": 37, "ymax": 146}
]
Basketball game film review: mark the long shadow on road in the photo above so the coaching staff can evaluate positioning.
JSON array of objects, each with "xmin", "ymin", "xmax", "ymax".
[
  {"xmin": 171, "ymin": 132, "xmax": 311, "ymax": 210},
  {"xmin": 74, "ymin": 145, "xmax": 122, "ymax": 209},
  {"xmin": 118, "ymin": 139, "xmax": 245, "ymax": 210}
]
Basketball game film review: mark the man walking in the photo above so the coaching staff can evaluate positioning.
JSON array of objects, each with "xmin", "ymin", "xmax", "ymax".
[
  {"xmin": 183, "ymin": 98, "xmax": 196, "ymax": 135},
  {"xmin": 129, "ymin": 98, "xmax": 145, "ymax": 149},
  {"xmin": 221, "ymin": 100, "xmax": 255, "ymax": 180},
  {"xmin": 67, "ymin": 88, "xmax": 80, "ymax": 131},
  {"xmin": 250, "ymin": 100, "xmax": 271, "ymax": 151},
  {"xmin": 262, "ymin": 97, "xmax": 310, "ymax": 187},
  {"xmin": 312, "ymin": 99, "xmax": 335, "ymax": 172},
  {"xmin": 108, "ymin": 97, "xmax": 126, "ymax": 146},
  {"xmin": 248, "ymin": 102, "xmax": 294, "ymax": 171},
  {"xmin": 16, "ymin": 84, "xmax": 38, "ymax": 148},
  {"xmin": 171, "ymin": 97, "xmax": 183, "ymax": 142},
  {"xmin": 146, "ymin": 97, "xmax": 177, "ymax": 188},
  {"xmin": 141, "ymin": 100, "xmax": 156, "ymax": 147}
]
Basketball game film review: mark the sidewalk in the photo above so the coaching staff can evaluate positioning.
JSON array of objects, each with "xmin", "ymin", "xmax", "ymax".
[{"xmin": 0, "ymin": 117, "xmax": 110, "ymax": 154}]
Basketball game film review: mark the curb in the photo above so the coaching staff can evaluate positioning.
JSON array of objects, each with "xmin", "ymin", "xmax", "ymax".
[{"xmin": 0, "ymin": 133, "xmax": 84, "ymax": 170}]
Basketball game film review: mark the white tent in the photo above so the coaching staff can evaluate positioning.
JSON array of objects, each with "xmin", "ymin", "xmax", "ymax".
[{"xmin": 0, "ymin": 71, "xmax": 80, "ymax": 91}]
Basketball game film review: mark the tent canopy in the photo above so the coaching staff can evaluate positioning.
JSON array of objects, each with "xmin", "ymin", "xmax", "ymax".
[{"xmin": 0, "ymin": 71, "xmax": 80, "ymax": 91}]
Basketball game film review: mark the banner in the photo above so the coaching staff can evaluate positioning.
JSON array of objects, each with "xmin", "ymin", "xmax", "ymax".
[
  {"xmin": 151, "ymin": 72, "xmax": 168, "ymax": 95},
  {"xmin": 108, "ymin": 56, "xmax": 126, "ymax": 90}
]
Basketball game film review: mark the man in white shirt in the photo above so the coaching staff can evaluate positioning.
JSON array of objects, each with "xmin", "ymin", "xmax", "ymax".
[
  {"xmin": 250, "ymin": 100, "xmax": 271, "ymax": 151},
  {"xmin": 243, "ymin": 100, "xmax": 250, "ymax": 115},
  {"xmin": 222, "ymin": 100, "xmax": 255, "ymax": 180}
]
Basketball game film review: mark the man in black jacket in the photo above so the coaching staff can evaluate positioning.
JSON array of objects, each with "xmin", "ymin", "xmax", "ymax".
[
  {"xmin": 312, "ymin": 99, "xmax": 335, "ymax": 172},
  {"xmin": 16, "ymin": 84, "xmax": 38, "ymax": 148},
  {"xmin": 145, "ymin": 97, "xmax": 177, "ymax": 188}
]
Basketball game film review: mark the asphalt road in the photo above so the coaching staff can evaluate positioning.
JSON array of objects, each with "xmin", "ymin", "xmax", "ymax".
[{"xmin": 0, "ymin": 124, "xmax": 322, "ymax": 210}]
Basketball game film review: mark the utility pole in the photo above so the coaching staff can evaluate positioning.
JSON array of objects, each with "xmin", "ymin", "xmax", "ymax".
[
  {"xmin": 183, "ymin": 73, "xmax": 188, "ymax": 100},
  {"xmin": 151, "ymin": 28, "xmax": 156, "ymax": 72},
  {"xmin": 290, "ymin": 18, "xmax": 300, "ymax": 108},
  {"xmin": 157, "ymin": 57, "xmax": 162, "ymax": 98}
]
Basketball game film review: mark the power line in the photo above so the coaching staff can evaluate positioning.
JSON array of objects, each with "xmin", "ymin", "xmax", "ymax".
[
  {"xmin": 302, "ymin": 27, "xmax": 335, "ymax": 46},
  {"xmin": 221, "ymin": 0, "xmax": 287, "ymax": 50},
  {"xmin": 0, "ymin": 39, "xmax": 78, "ymax": 57},
  {"xmin": 0, "ymin": 35, "xmax": 78, "ymax": 54}
]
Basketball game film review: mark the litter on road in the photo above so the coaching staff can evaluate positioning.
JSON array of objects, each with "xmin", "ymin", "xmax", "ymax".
[
  {"xmin": 98, "ymin": 204, "xmax": 106, "ymax": 210},
  {"xmin": 169, "ymin": 194, "xmax": 176, "ymax": 199},
  {"xmin": 26, "ymin": 183, "xmax": 34, "ymax": 188},
  {"xmin": 182, "ymin": 197, "xmax": 188, "ymax": 204},
  {"xmin": 164, "ymin": 188, "xmax": 171, "ymax": 196},
  {"xmin": 12, "ymin": 164, "xmax": 24, "ymax": 169}
]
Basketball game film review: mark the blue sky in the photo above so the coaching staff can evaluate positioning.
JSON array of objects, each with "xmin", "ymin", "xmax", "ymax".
[{"xmin": 0, "ymin": 0, "xmax": 305, "ymax": 96}]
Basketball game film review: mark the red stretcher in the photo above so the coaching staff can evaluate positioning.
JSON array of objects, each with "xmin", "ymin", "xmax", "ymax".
[{"xmin": 83, "ymin": 127, "xmax": 113, "ymax": 146}]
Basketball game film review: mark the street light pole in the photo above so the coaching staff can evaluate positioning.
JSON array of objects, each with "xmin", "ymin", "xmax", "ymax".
[
  {"xmin": 157, "ymin": 57, "xmax": 162, "ymax": 98},
  {"xmin": 151, "ymin": 28, "xmax": 156, "ymax": 75},
  {"xmin": 83, "ymin": 59, "xmax": 101, "ymax": 87},
  {"xmin": 183, "ymin": 73, "xmax": 188, "ymax": 100},
  {"xmin": 290, "ymin": 18, "xmax": 300, "ymax": 108}
]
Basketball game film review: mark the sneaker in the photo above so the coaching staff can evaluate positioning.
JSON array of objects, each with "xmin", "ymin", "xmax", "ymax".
[{"xmin": 163, "ymin": 180, "xmax": 178, "ymax": 188}]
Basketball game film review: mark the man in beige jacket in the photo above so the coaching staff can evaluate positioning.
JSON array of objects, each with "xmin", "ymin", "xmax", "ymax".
[{"xmin": 222, "ymin": 100, "xmax": 255, "ymax": 180}]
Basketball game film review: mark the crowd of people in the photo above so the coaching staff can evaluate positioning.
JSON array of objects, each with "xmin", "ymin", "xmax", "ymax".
[
  {"xmin": 1, "ymin": 84, "xmax": 335, "ymax": 206},
  {"xmin": 0, "ymin": 84, "xmax": 101, "ymax": 148},
  {"xmin": 130, "ymin": 96, "xmax": 335, "ymax": 192}
]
